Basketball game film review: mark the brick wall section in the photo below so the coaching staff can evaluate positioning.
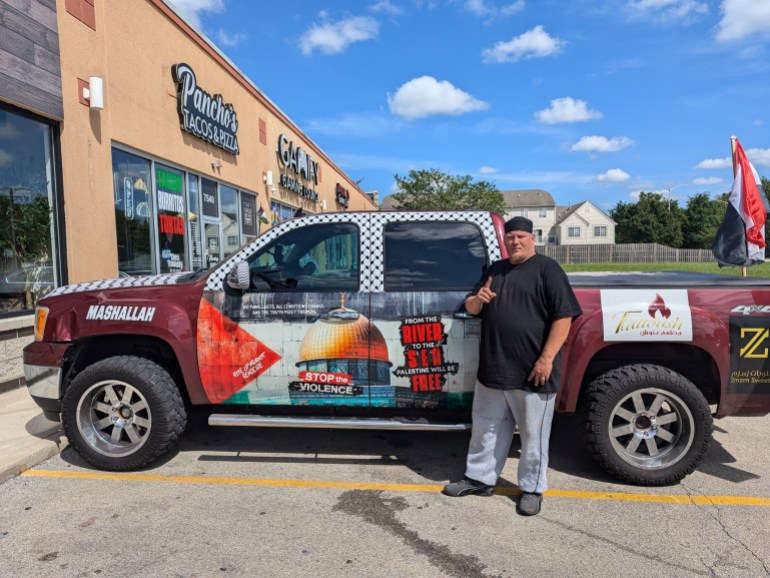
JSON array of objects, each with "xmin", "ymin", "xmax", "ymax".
[
  {"xmin": 0, "ymin": 0, "xmax": 63, "ymax": 119},
  {"xmin": 0, "ymin": 315, "xmax": 34, "ymax": 394}
]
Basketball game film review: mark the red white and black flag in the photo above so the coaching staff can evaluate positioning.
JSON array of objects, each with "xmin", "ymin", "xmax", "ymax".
[{"xmin": 712, "ymin": 137, "xmax": 769, "ymax": 267}]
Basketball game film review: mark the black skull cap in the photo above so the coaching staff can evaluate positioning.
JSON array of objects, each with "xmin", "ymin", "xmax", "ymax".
[{"xmin": 504, "ymin": 216, "xmax": 533, "ymax": 234}]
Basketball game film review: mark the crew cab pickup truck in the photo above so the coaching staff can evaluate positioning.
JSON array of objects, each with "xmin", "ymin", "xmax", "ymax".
[{"xmin": 23, "ymin": 211, "xmax": 770, "ymax": 485}]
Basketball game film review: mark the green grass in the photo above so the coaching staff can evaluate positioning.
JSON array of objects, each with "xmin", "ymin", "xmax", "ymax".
[{"xmin": 560, "ymin": 261, "xmax": 770, "ymax": 278}]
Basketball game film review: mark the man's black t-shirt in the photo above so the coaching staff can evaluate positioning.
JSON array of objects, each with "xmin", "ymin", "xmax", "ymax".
[{"xmin": 470, "ymin": 254, "xmax": 582, "ymax": 393}]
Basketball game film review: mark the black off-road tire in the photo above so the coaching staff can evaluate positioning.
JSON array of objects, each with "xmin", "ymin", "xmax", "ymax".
[
  {"xmin": 62, "ymin": 356, "xmax": 187, "ymax": 471},
  {"xmin": 581, "ymin": 364, "xmax": 713, "ymax": 486}
]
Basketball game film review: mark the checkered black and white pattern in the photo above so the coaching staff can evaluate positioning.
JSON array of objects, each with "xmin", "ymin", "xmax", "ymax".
[
  {"xmin": 205, "ymin": 212, "xmax": 374, "ymax": 292},
  {"xmin": 366, "ymin": 211, "xmax": 500, "ymax": 292},
  {"xmin": 204, "ymin": 211, "xmax": 501, "ymax": 293},
  {"xmin": 48, "ymin": 273, "xmax": 187, "ymax": 297}
]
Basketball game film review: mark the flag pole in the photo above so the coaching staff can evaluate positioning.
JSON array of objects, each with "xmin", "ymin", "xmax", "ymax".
[{"xmin": 731, "ymin": 136, "xmax": 749, "ymax": 277}]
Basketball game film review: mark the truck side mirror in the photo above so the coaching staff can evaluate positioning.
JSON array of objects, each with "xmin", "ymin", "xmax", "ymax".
[{"xmin": 226, "ymin": 261, "xmax": 250, "ymax": 291}]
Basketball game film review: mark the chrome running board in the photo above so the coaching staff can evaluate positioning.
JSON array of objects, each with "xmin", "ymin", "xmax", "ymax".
[{"xmin": 208, "ymin": 414, "xmax": 471, "ymax": 431}]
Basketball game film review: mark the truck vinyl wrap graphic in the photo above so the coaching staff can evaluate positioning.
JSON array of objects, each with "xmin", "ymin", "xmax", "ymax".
[
  {"xmin": 196, "ymin": 290, "xmax": 475, "ymax": 408},
  {"xmin": 600, "ymin": 289, "xmax": 693, "ymax": 341},
  {"xmin": 195, "ymin": 210, "xmax": 494, "ymax": 407},
  {"xmin": 48, "ymin": 272, "xmax": 187, "ymax": 297},
  {"xmin": 728, "ymin": 315, "xmax": 770, "ymax": 395}
]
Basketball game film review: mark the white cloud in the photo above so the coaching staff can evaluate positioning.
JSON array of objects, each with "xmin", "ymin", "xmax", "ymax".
[
  {"xmin": 716, "ymin": 0, "xmax": 770, "ymax": 42},
  {"xmin": 482, "ymin": 25, "xmax": 565, "ymax": 63},
  {"xmin": 0, "ymin": 122, "xmax": 22, "ymax": 140},
  {"xmin": 464, "ymin": 0, "xmax": 492, "ymax": 16},
  {"xmin": 479, "ymin": 166, "xmax": 499, "ymax": 174},
  {"xmin": 370, "ymin": 0, "xmax": 404, "ymax": 16},
  {"xmin": 597, "ymin": 168, "xmax": 631, "ymax": 183},
  {"xmin": 627, "ymin": 0, "xmax": 708, "ymax": 21},
  {"xmin": 696, "ymin": 157, "xmax": 731, "ymax": 169},
  {"xmin": 501, "ymin": 1, "xmax": 526, "ymax": 16},
  {"xmin": 387, "ymin": 76, "xmax": 489, "ymax": 120},
  {"xmin": 571, "ymin": 135, "xmax": 634, "ymax": 153},
  {"xmin": 536, "ymin": 97, "xmax": 602, "ymax": 124},
  {"xmin": 748, "ymin": 147, "xmax": 770, "ymax": 167},
  {"xmin": 462, "ymin": 0, "xmax": 525, "ymax": 18},
  {"xmin": 299, "ymin": 16, "xmax": 379, "ymax": 55},
  {"xmin": 0, "ymin": 148, "xmax": 13, "ymax": 168},
  {"xmin": 693, "ymin": 177, "xmax": 724, "ymax": 185},
  {"xmin": 215, "ymin": 28, "xmax": 246, "ymax": 47},
  {"xmin": 169, "ymin": 0, "xmax": 224, "ymax": 28}
]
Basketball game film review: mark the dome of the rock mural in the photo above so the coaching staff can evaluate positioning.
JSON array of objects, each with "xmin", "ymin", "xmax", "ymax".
[{"xmin": 298, "ymin": 308, "xmax": 390, "ymax": 364}]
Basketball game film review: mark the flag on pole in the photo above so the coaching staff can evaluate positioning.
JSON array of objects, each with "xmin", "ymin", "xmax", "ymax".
[
  {"xmin": 712, "ymin": 138, "xmax": 768, "ymax": 267},
  {"xmin": 256, "ymin": 206, "xmax": 269, "ymax": 224}
]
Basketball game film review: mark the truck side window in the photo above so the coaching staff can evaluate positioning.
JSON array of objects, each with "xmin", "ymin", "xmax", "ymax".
[
  {"xmin": 247, "ymin": 223, "xmax": 360, "ymax": 292},
  {"xmin": 383, "ymin": 221, "xmax": 488, "ymax": 291}
]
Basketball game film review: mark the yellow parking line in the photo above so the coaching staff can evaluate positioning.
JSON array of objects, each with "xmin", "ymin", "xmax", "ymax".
[{"xmin": 22, "ymin": 470, "xmax": 770, "ymax": 507}]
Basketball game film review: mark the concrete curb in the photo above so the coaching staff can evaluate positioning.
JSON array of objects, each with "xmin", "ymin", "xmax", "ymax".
[
  {"xmin": 0, "ymin": 439, "xmax": 68, "ymax": 485},
  {"xmin": 0, "ymin": 388, "xmax": 68, "ymax": 485}
]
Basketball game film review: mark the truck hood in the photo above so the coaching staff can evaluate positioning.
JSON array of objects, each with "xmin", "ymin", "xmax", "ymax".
[{"xmin": 47, "ymin": 272, "xmax": 189, "ymax": 298}]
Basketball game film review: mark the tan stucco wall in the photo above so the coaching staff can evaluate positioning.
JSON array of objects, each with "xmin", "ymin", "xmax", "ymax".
[{"xmin": 57, "ymin": 0, "xmax": 375, "ymax": 283}]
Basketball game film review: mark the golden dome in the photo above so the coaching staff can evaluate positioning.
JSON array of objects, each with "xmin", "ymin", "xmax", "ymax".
[{"xmin": 298, "ymin": 309, "xmax": 390, "ymax": 364}]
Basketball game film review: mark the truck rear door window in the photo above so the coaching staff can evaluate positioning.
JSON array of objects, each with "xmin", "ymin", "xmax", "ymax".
[
  {"xmin": 383, "ymin": 221, "xmax": 487, "ymax": 291},
  {"xmin": 247, "ymin": 223, "xmax": 360, "ymax": 292}
]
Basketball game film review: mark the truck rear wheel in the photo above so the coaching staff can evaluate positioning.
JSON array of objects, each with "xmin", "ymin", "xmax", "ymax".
[
  {"xmin": 62, "ymin": 356, "xmax": 187, "ymax": 471},
  {"xmin": 581, "ymin": 364, "xmax": 713, "ymax": 485}
]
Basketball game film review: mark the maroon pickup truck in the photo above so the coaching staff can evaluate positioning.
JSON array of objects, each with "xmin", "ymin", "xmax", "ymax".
[{"xmin": 22, "ymin": 211, "xmax": 770, "ymax": 485}]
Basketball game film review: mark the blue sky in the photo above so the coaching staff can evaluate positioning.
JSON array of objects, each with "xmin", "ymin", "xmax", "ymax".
[{"xmin": 169, "ymin": 0, "xmax": 770, "ymax": 211}]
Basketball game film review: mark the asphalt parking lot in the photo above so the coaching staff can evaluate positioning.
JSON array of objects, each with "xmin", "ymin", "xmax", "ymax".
[{"xmin": 2, "ymin": 411, "xmax": 769, "ymax": 577}]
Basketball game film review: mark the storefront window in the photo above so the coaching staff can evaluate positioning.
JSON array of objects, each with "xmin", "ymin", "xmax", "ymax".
[
  {"xmin": 155, "ymin": 164, "xmax": 187, "ymax": 273},
  {"xmin": 204, "ymin": 222, "xmax": 221, "ymax": 268},
  {"xmin": 200, "ymin": 178, "xmax": 220, "ymax": 269},
  {"xmin": 0, "ymin": 107, "xmax": 58, "ymax": 314},
  {"xmin": 113, "ymin": 149, "xmax": 153, "ymax": 276},
  {"xmin": 270, "ymin": 200, "xmax": 296, "ymax": 226},
  {"xmin": 220, "ymin": 184, "xmax": 239, "ymax": 259},
  {"xmin": 187, "ymin": 175, "xmax": 203, "ymax": 270}
]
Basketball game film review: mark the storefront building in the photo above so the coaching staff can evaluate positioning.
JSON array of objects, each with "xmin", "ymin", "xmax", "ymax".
[{"xmin": 0, "ymin": 0, "xmax": 376, "ymax": 389}]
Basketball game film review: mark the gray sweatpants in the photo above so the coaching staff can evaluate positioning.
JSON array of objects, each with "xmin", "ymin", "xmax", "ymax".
[{"xmin": 464, "ymin": 381, "xmax": 556, "ymax": 493}]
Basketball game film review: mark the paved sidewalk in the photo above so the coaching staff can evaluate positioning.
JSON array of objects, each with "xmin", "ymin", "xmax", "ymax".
[{"xmin": 0, "ymin": 387, "xmax": 67, "ymax": 484}]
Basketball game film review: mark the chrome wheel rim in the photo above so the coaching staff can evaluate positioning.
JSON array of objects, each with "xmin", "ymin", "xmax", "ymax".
[
  {"xmin": 608, "ymin": 387, "xmax": 694, "ymax": 470},
  {"xmin": 76, "ymin": 380, "xmax": 152, "ymax": 457}
]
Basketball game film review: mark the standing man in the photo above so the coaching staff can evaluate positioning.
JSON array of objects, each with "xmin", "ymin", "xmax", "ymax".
[{"xmin": 443, "ymin": 216, "xmax": 582, "ymax": 516}]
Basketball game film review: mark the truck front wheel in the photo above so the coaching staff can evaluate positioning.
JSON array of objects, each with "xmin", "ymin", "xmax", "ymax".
[
  {"xmin": 581, "ymin": 364, "xmax": 713, "ymax": 485},
  {"xmin": 62, "ymin": 356, "xmax": 187, "ymax": 471}
]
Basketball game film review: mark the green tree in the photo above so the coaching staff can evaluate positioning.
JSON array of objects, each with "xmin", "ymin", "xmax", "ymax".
[
  {"xmin": 0, "ymin": 192, "xmax": 51, "ymax": 264},
  {"xmin": 682, "ymin": 193, "xmax": 725, "ymax": 249},
  {"xmin": 610, "ymin": 192, "xmax": 684, "ymax": 247},
  {"xmin": 762, "ymin": 176, "xmax": 770, "ymax": 201},
  {"xmin": 389, "ymin": 168, "xmax": 505, "ymax": 213}
]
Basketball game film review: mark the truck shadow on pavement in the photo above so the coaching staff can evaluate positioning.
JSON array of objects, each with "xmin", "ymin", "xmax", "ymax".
[{"xmin": 56, "ymin": 409, "xmax": 760, "ymax": 486}]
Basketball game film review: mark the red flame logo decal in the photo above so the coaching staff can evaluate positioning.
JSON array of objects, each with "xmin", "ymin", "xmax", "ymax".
[{"xmin": 648, "ymin": 294, "xmax": 671, "ymax": 319}]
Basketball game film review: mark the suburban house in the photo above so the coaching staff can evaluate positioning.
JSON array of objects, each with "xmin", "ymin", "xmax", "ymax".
[
  {"xmin": 501, "ymin": 190, "xmax": 615, "ymax": 245},
  {"xmin": 380, "ymin": 189, "xmax": 615, "ymax": 246}
]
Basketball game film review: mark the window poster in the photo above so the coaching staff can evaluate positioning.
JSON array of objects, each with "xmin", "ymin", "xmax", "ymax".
[
  {"xmin": 201, "ymin": 177, "xmax": 219, "ymax": 217},
  {"xmin": 155, "ymin": 165, "xmax": 187, "ymax": 273},
  {"xmin": 241, "ymin": 193, "xmax": 257, "ymax": 237}
]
